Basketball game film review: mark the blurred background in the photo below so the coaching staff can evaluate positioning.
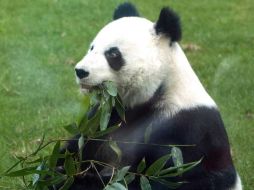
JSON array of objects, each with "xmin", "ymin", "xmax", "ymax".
[{"xmin": 0, "ymin": 0, "xmax": 253, "ymax": 189}]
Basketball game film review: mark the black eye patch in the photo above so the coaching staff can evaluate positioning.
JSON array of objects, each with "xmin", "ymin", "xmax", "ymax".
[{"xmin": 104, "ymin": 47, "xmax": 125, "ymax": 71}]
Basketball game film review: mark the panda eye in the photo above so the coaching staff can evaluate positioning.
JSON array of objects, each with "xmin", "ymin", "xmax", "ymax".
[
  {"xmin": 109, "ymin": 51, "xmax": 119, "ymax": 58},
  {"xmin": 104, "ymin": 47, "xmax": 125, "ymax": 71},
  {"xmin": 105, "ymin": 47, "xmax": 121, "ymax": 58},
  {"xmin": 90, "ymin": 45, "xmax": 94, "ymax": 51}
]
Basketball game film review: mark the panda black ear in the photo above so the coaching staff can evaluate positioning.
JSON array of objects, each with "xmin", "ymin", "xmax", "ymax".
[
  {"xmin": 113, "ymin": 2, "xmax": 140, "ymax": 20},
  {"xmin": 155, "ymin": 7, "xmax": 181, "ymax": 42}
]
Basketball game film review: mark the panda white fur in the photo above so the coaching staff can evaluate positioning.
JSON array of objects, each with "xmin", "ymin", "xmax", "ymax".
[{"xmin": 60, "ymin": 3, "xmax": 242, "ymax": 190}]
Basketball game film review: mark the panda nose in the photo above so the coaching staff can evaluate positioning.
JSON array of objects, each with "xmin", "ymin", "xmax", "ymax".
[{"xmin": 75, "ymin": 68, "xmax": 89, "ymax": 79}]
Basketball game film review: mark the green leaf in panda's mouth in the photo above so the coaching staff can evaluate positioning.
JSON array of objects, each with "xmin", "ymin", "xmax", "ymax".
[{"xmin": 103, "ymin": 81, "xmax": 118, "ymax": 97}]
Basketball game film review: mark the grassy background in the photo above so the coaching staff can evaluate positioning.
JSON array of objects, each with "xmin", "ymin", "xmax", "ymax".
[{"xmin": 0, "ymin": 0, "xmax": 253, "ymax": 189}]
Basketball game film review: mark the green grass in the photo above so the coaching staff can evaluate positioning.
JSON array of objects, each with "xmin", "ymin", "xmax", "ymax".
[{"xmin": 0, "ymin": 0, "xmax": 253, "ymax": 189}]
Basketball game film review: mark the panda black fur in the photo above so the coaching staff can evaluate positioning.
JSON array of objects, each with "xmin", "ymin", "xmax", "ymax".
[{"xmin": 59, "ymin": 3, "xmax": 242, "ymax": 190}]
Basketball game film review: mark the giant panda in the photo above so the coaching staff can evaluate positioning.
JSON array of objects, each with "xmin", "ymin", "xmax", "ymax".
[{"xmin": 61, "ymin": 3, "xmax": 242, "ymax": 190}]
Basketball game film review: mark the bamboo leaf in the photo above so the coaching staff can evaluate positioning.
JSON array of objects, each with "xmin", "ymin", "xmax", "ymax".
[
  {"xmin": 77, "ymin": 96, "xmax": 90, "ymax": 129},
  {"xmin": 157, "ymin": 165, "xmax": 179, "ymax": 176},
  {"xmin": 93, "ymin": 124, "xmax": 120, "ymax": 138},
  {"xmin": 26, "ymin": 157, "xmax": 45, "ymax": 164},
  {"xmin": 109, "ymin": 141, "xmax": 122, "ymax": 162},
  {"xmin": 149, "ymin": 177, "xmax": 183, "ymax": 189},
  {"xmin": 146, "ymin": 154, "xmax": 171, "ymax": 176},
  {"xmin": 159, "ymin": 159, "xmax": 202, "ymax": 177},
  {"xmin": 90, "ymin": 91, "xmax": 100, "ymax": 105},
  {"xmin": 124, "ymin": 173, "xmax": 135, "ymax": 184},
  {"xmin": 114, "ymin": 166, "xmax": 130, "ymax": 182},
  {"xmin": 49, "ymin": 141, "xmax": 61, "ymax": 169},
  {"xmin": 137, "ymin": 158, "xmax": 146, "ymax": 173},
  {"xmin": 111, "ymin": 96, "xmax": 115, "ymax": 107},
  {"xmin": 64, "ymin": 151, "xmax": 76, "ymax": 176},
  {"xmin": 171, "ymin": 147, "xmax": 183, "ymax": 167},
  {"xmin": 63, "ymin": 123, "xmax": 79, "ymax": 135},
  {"xmin": 78, "ymin": 135, "xmax": 85, "ymax": 150},
  {"xmin": 115, "ymin": 96, "xmax": 125, "ymax": 122},
  {"xmin": 59, "ymin": 176, "xmax": 74, "ymax": 190},
  {"xmin": 32, "ymin": 161, "xmax": 46, "ymax": 185},
  {"xmin": 81, "ymin": 95, "xmax": 90, "ymax": 113},
  {"xmin": 4, "ymin": 167, "xmax": 49, "ymax": 177},
  {"xmin": 104, "ymin": 182, "xmax": 127, "ymax": 190},
  {"xmin": 100, "ymin": 101, "xmax": 111, "ymax": 131},
  {"xmin": 78, "ymin": 114, "xmax": 88, "ymax": 134},
  {"xmin": 140, "ymin": 176, "xmax": 152, "ymax": 190},
  {"xmin": 104, "ymin": 81, "xmax": 117, "ymax": 97},
  {"xmin": 102, "ymin": 89, "xmax": 110, "ymax": 101},
  {"xmin": 86, "ymin": 107, "xmax": 101, "ymax": 135},
  {"xmin": 36, "ymin": 175, "xmax": 67, "ymax": 186}
]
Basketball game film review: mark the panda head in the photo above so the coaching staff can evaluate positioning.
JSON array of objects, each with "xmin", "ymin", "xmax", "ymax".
[{"xmin": 75, "ymin": 3, "xmax": 189, "ymax": 108}]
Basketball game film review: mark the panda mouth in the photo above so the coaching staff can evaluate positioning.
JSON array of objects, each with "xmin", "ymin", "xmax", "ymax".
[
  {"xmin": 79, "ymin": 83, "xmax": 100, "ymax": 92},
  {"xmin": 80, "ymin": 83, "xmax": 93, "ymax": 90}
]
